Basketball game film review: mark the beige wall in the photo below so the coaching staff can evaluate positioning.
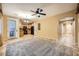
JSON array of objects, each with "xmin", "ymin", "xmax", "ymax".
[
  {"xmin": 2, "ymin": 15, "xmax": 8, "ymax": 43},
  {"xmin": 34, "ymin": 10, "xmax": 76, "ymax": 40}
]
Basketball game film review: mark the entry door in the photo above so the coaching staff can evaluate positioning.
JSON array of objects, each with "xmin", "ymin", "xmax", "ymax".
[
  {"xmin": 8, "ymin": 20, "xmax": 16, "ymax": 39},
  {"xmin": 59, "ymin": 19, "xmax": 75, "ymax": 47}
]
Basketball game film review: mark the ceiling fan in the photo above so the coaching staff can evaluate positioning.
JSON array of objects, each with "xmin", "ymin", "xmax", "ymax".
[{"xmin": 31, "ymin": 8, "xmax": 46, "ymax": 17}]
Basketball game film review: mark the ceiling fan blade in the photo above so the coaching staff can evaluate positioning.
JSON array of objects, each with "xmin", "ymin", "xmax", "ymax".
[{"xmin": 38, "ymin": 13, "xmax": 46, "ymax": 15}]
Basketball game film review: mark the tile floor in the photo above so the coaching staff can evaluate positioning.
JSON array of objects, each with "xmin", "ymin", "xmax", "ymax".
[
  {"xmin": 0, "ymin": 35, "xmax": 34, "ymax": 56},
  {"xmin": 0, "ymin": 35, "xmax": 79, "ymax": 56}
]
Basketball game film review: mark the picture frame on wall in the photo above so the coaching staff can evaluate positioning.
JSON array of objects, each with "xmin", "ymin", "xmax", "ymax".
[{"xmin": 38, "ymin": 23, "xmax": 41, "ymax": 30}]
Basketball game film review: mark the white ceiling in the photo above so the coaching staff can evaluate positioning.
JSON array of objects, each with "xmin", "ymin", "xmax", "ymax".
[{"xmin": 2, "ymin": 3, "xmax": 77, "ymax": 20}]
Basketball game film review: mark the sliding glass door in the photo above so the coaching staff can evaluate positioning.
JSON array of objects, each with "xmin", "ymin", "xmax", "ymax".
[{"xmin": 8, "ymin": 20, "xmax": 16, "ymax": 39}]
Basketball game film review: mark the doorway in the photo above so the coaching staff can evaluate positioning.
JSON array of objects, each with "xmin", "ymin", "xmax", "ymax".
[
  {"xmin": 23, "ymin": 26, "xmax": 27, "ymax": 35},
  {"xmin": 22, "ymin": 26, "xmax": 34, "ymax": 35},
  {"xmin": 59, "ymin": 17, "xmax": 75, "ymax": 47},
  {"xmin": 31, "ymin": 26, "xmax": 34, "ymax": 35}
]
